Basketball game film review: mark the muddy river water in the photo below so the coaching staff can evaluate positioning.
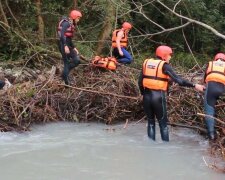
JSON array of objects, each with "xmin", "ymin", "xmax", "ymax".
[{"xmin": 0, "ymin": 122, "xmax": 224, "ymax": 180}]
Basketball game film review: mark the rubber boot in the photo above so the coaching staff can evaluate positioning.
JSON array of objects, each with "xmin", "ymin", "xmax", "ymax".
[
  {"xmin": 160, "ymin": 126, "xmax": 169, "ymax": 142},
  {"xmin": 208, "ymin": 131, "xmax": 215, "ymax": 140},
  {"xmin": 204, "ymin": 101, "xmax": 215, "ymax": 140},
  {"xmin": 62, "ymin": 74, "xmax": 69, "ymax": 85},
  {"xmin": 147, "ymin": 122, "xmax": 155, "ymax": 141}
]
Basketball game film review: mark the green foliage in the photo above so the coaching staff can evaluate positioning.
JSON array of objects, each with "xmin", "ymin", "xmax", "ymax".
[
  {"xmin": 26, "ymin": 89, "xmax": 36, "ymax": 98},
  {"xmin": 0, "ymin": 0, "xmax": 225, "ymax": 69},
  {"xmin": 171, "ymin": 52, "xmax": 210, "ymax": 69},
  {"xmin": 76, "ymin": 42, "xmax": 95, "ymax": 59}
]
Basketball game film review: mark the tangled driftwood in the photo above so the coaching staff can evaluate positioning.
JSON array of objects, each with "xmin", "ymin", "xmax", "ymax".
[{"xmin": 0, "ymin": 64, "xmax": 142, "ymax": 130}]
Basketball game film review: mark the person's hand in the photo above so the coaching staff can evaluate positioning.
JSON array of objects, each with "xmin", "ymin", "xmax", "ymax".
[
  {"xmin": 64, "ymin": 45, "xmax": 70, "ymax": 54},
  {"xmin": 3, "ymin": 78, "xmax": 12, "ymax": 90},
  {"xmin": 74, "ymin": 48, "xmax": 79, "ymax": 55},
  {"xmin": 194, "ymin": 84, "xmax": 205, "ymax": 92},
  {"xmin": 119, "ymin": 50, "xmax": 123, "ymax": 56}
]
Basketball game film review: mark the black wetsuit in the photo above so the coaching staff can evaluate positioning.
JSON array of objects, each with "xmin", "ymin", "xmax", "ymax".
[
  {"xmin": 0, "ymin": 81, "xmax": 5, "ymax": 89},
  {"xmin": 58, "ymin": 19, "xmax": 80, "ymax": 85},
  {"xmin": 138, "ymin": 58, "xmax": 195, "ymax": 141},
  {"xmin": 204, "ymin": 65, "xmax": 225, "ymax": 139}
]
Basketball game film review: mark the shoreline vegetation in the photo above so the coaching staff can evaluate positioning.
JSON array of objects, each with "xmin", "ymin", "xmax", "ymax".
[{"xmin": 0, "ymin": 57, "xmax": 224, "ymax": 172}]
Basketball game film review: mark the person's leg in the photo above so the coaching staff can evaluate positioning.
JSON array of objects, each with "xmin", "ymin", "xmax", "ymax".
[
  {"xmin": 62, "ymin": 57, "xmax": 70, "ymax": 85},
  {"xmin": 69, "ymin": 48, "xmax": 80, "ymax": 70},
  {"xmin": 204, "ymin": 85, "xmax": 215, "ymax": 139},
  {"xmin": 117, "ymin": 48, "xmax": 133, "ymax": 64},
  {"xmin": 112, "ymin": 48, "xmax": 120, "ymax": 58},
  {"xmin": 152, "ymin": 91, "xmax": 169, "ymax": 142},
  {"xmin": 204, "ymin": 82, "xmax": 224, "ymax": 140},
  {"xmin": 143, "ymin": 92, "xmax": 155, "ymax": 140},
  {"xmin": 59, "ymin": 41, "xmax": 70, "ymax": 85}
]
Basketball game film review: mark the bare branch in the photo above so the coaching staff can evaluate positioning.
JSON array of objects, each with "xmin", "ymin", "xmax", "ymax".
[
  {"xmin": 109, "ymin": 0, "xmax": 165, "ymax": 30},
  {"xmin": 0, "ymin": 0, "xmax": 8, "ymax": 26},
  {"xmin": 156, "ymin": 0, "xmax": 225, "ymax": 40},
  {"xmin": 131, "ymin": 22, "xmax": 191, "ymax": 38},
  {"xmin": 129, "ymin": 0, "xmax": 165, "ymax": 30},
  {"xmin": 173, "ymin": 0, "xmax": 183, "ymax": 12},
  {"xmin": 5, "ymin": 0, "xmax": 27, "ymax": 38},
  {"xmin": 181, "ymin": 17, "xmax": 203, "ymax": 72}
]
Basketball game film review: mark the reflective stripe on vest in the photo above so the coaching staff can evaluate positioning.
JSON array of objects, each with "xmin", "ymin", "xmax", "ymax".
[
  {"xmin": 206, "ymin": 61, "xmax": 225, "ymax": 85},
  {"xmin": 112, "ymin": 29, "xmax": 128, "ymax": 48},
  {"xmin": 57, "ymin": 19, "xmax": 74, "ymax": 37},
  {"xmin": 142, "ymin": 59, "xmax": 169, "ymax": 91}
]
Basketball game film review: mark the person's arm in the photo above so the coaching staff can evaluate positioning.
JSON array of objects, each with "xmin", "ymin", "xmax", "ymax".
[
  {"xmin": 60, "ymin": 21, "xmax": 71, "ymax": 54},
  {"xmin": 138, "ymin": 70, "xmax": 144, "ymax": 95},
  {"xmin": 203, "ymin": 63, "xmax": 209, "ymax": 83},
  {"xmin": 163, "ymin": 63, "xmax": 195, "ymax": 87},
  {"xmin": 60, "ymin": 21, "xmax": 70, "ymax": 46},
  {"xmin": 116, "ymin": 30, "xmax": 124, "ymax": 56},
  {"xmin": 163, "ymin": 63, "xmax": 205, "ymax": 91}
]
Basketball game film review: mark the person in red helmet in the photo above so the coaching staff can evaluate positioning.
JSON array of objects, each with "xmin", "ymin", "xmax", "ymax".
[
  {"xmin": 138, "ymin": 45, "xmax": 205, "ymax": 141},
  {"xmin": 112, "ymin": 22, "xmax": 133, "ymax": 64},
  {"xmin": 203, "ymin": 53, "xmax": 225, "ymax": 140},
  {"xmin": 57, "ymin": 10, "xmax": 82, "ymax": 85}
]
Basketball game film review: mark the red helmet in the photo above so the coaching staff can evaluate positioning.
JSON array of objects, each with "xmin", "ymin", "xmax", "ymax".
[
  {"xmin": 70, "ymin": 10, "xmax": 82, "ymax": 20},
  {"xmin": 214, "ymin": 53, "xmax": 225, "ymax": 61},
  {"xmin": 122, "ymin": 22, "xmax": 132, "ymax": 30},
  {"xmin": 156, "ymin": 45, "xmax": 173, "ymax": 60}
]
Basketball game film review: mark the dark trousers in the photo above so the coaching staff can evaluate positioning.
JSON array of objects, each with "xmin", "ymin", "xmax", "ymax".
[
  {"xmin": 58, "ymin": 41, "xmax": 80, "ymax": 85},
  {"xmin": 143, "ymin": 89, "xmax": 169, "ymax": 141},
  {"xmin": 204, "ymin": 81, "xmax": 225, "ymax": 139},
  {"xmin": 112, "ymin": 48, "xmax": 133, "ymax": 64}
]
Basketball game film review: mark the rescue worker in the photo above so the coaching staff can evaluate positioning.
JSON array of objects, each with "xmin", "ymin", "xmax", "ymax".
[
  {"xmin": 112, "ymin": 22, "xmax": 133, "ymax": 64},
  {"xmin": 204, "ymin": 53, "xmax": 225, "ymax": 140},
  {"xmin": 138, "ymin": 45, "xmax": 205, "ymax": 141},
  {"xmin": 57, "ymin": 10, "xmax": 82, "ymax": 85}
]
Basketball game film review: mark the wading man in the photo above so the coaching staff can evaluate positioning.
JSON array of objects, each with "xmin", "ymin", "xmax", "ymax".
[
  {"xmin": 203, "ymin": 53, "xmax": 225, "ymax": 140},
  {"xmin": 138, "ymin": 45, "xmax": 205, "ymax": 141}
]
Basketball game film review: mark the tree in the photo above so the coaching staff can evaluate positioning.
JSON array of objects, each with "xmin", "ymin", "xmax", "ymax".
[
  {"xmin": 74, "ymin": 0, "xmax": 78, "ymax": 8},
  {"xmin": 36, "ymin": 0, "xmax": 44, "ymax": 41},
  {"xmin": 0, "ymin": 0, "xmax": 8, "ymax": 26},
  {"xmin": 96, "ymin": 1, "xmax": 116, "ymax": 55}
]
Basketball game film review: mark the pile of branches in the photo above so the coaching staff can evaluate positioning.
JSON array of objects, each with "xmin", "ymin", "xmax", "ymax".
[
  {"xmin": 0, "ymin": 61, "xmax": 224, "ymax": 170},
  {"xmin": 0, "ymin": 64, "xmax": 143, "ymax": 131}
]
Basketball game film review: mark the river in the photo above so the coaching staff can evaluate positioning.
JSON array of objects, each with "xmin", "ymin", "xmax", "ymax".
[{"xmin": 0, "ymin": 122, "xmax": 224, "ymax": 180}]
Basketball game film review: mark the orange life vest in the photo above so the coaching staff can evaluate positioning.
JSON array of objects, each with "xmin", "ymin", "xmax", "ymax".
[
  {"xmin": 92, "ymin": 56, "xmax": 118, "ymax": 70},
  {"xmin": 205, "ymin": 61, "xmax": 225, "ymax": 85},
  {"xmin": 142, "ymin": 58, "xmax": 169, "ymax": 91},
  {"xmin": 112, "ymin": 29, "xmax": 128, "ymax": 48},
  {"xmin": 57, "ymin": 18, "xmax": 75, "ymax": 37}
]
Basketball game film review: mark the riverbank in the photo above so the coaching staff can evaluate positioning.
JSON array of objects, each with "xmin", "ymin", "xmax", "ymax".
[{"xmin": 0, "ymin": 59, "xmax": 224, "ymax": 171}]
